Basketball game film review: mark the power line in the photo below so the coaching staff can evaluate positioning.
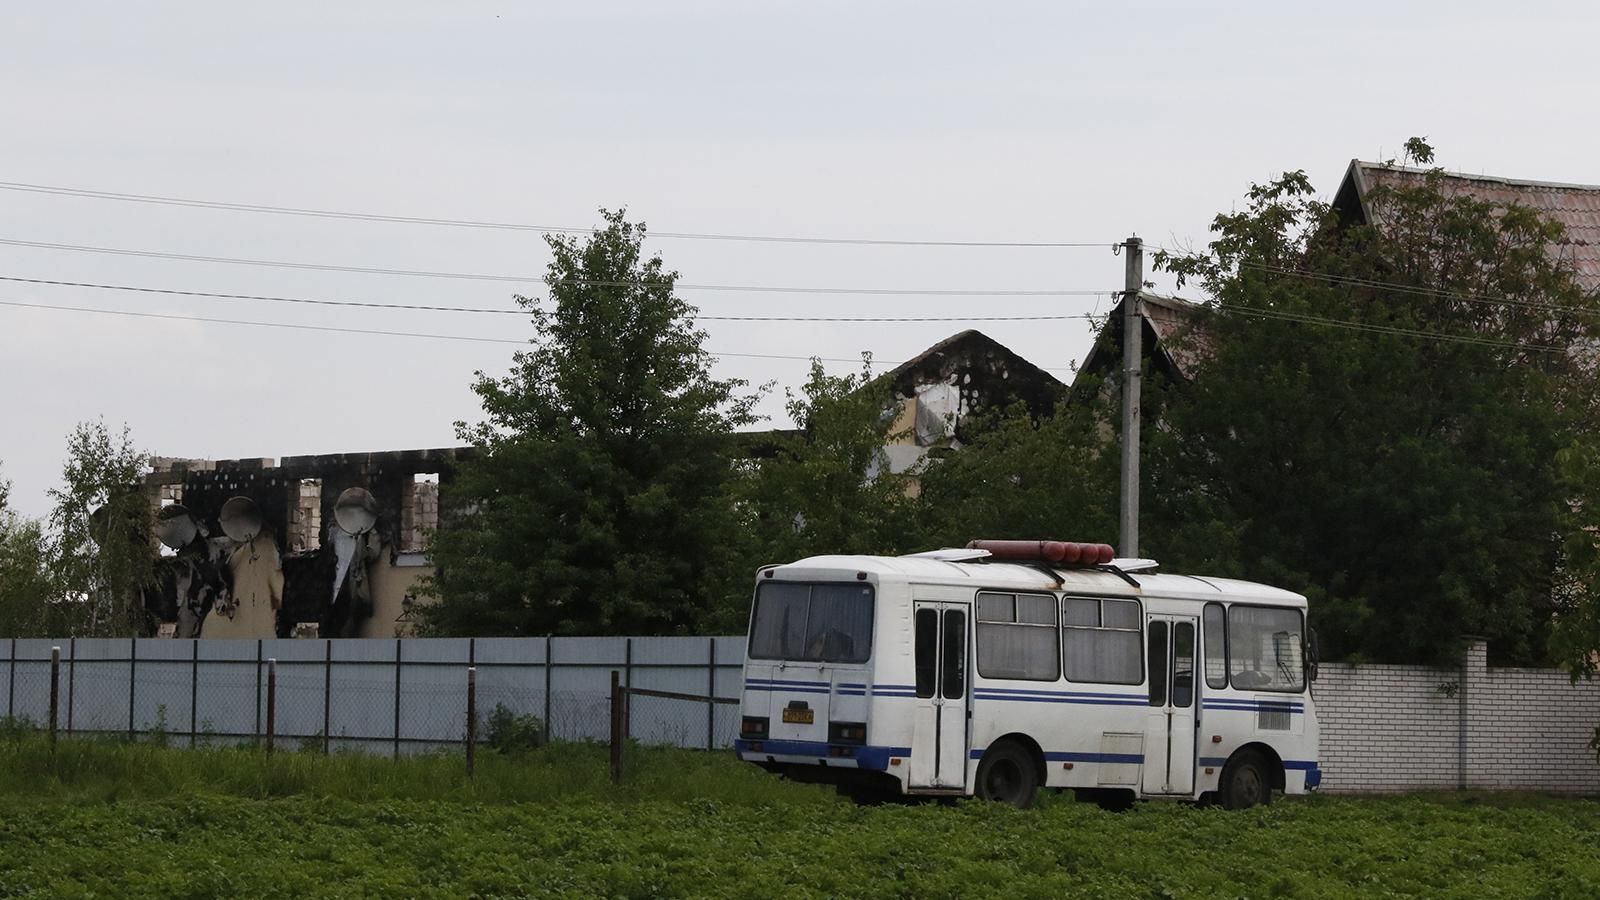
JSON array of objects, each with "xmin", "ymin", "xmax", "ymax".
[
  {"xmin": 1152, "ymin": 245, "xmax": 1600, "ymax": 318},
  {"xmin": 0, "ymin": 298, "xmax": 1079, "ymax": 370},
  {"xmin": 1224, "ymin": 306, "xmax": 1565, "ymax": 353},
  {"xmin": 0, "ymin": 240, "xmax": 1105, "ymax": 296},
  {"xmin": 0, "ymin": 181, "xmax": 1112, "ymax": 248},
  {"xmin": 0, "ymin": 274, "xmax": 1108, "ymax": 323}
]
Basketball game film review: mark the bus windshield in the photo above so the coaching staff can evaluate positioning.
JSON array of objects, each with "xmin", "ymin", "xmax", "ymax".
[{"xmin": 748, "ymin": 582, "xmax": 874, "ymax": 664}]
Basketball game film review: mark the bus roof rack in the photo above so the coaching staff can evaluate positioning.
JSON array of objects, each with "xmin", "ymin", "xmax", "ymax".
[{"xmin": 901, "ymin": 548, "xmax": 993, "ymax": 562}]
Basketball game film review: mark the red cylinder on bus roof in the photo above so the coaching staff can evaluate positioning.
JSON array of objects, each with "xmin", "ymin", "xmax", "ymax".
[{"xmin": 966, "ymin": 540, "xmax": 1118, "ymax": 566}]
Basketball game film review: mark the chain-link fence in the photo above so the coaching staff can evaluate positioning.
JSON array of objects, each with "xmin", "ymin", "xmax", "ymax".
[{"xmin": 0, "ymin": 636, "xmax": 746, "ymax": 764}]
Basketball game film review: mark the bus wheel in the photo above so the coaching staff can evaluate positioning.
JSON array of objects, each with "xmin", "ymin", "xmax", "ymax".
[
  {"xmin": 1220, "ymin": 751, "xmax": 1273, "ymax": 810},
  {"xmin": 975, "ymin": 742, "xmax": 1038, "ymax": 809}
]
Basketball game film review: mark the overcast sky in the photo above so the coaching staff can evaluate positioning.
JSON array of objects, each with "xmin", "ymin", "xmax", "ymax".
[{"xmin": 2, "ymin": 1, "xmax": 1597, "ymax": 518}]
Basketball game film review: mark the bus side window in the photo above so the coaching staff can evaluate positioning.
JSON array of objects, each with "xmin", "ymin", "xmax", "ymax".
[
  {"xmin": 1172, "ymin": 621, "xmax": 1195, "ymax": 708},
  {"xmin": 915, "ymin": 609, "xmax": 939, "ymax": 698},
  {"xmin": 1148, "ymin": 620, "xmax": 1169, "ymax": 707},
  {"xmin": 941, "ymin": 609, "xmax": 966, "ymax": 700},
  {"xmin": 1203, "ymin": 603, "xmax": 1228, "ymax": 690}
]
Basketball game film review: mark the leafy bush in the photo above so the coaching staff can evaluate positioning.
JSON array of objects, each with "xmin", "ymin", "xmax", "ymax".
[
  {"xmin": 0, "ymin": 715, "xmax": 37, "ymax": 740},
  {"xmin": 484, "ymin": 704, "xmax": 546, "ymax": 754}
]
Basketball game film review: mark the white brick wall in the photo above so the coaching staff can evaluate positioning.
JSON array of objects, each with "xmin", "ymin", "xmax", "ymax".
[{"xmin": 1316, "ymin": 640, "xmax": 1600, "ymax": 794}]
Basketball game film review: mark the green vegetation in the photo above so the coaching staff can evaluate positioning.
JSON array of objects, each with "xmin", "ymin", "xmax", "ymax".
[
  {"xmin": 0, "ymin": 739, "xmax": 1596, "ymax": 898},
  {"xmin": 0, "ymin": 421, "xmax": 153, "ymax": 639},
  {"xmin": 421, "ymin": 210, "xmax": 762, "ymax": 637},
  {"xmin": 1146, "ymin": 139, "xmax": 1600, "ymax": 666}
]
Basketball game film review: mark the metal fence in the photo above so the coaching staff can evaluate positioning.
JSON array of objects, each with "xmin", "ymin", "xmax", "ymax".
[{"xmin": 0, "ymin": 636, "xmax": 747, "ymax": 756}]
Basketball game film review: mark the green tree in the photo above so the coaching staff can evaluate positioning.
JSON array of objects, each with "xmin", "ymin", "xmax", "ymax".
[
  {"xmin": 0, "ymin": 466, "xmax": 56, "ymax": 637},
  {"xmin": 422, "ymin": 210, "xmax": 761, "ymax": 636},
  {"xmin": 47, "ymin": 421, "xmax": 154, "ymax": 637},
  {"xmin": 711, "ymin": 357, "xmax": 917, "ymax": 626},
  {"xmin": 911, "ymin": 395, "xmax": 1119, "ymax": 551},
  {"xmin": 1149, "ymin": 140, "xmax": 1600, "ymax": 665}
]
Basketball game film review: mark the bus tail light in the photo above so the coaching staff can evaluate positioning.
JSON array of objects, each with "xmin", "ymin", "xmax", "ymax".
[
  {"xmin": 829, "ymin": 722, "xmax": 867, "ymax": 745},
  {"xmin": 741, "ymin": 716, "xmax": 769, "ymax": 738}
]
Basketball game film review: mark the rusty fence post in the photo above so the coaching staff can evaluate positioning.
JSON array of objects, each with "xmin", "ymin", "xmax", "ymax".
[
  {"xmin": 322, "ymin": 641, "xmax": 332, "ymax": 755},
  {"xmin": 66, "ymin": 637, "xmax": 75, "ymax": 737},
  {"xmin": 129, "ymin": 636, "xmax": 139, "ymax": 741},
  {"xmin": 609, "ymin": 670, "xmax": 623, "ymax": 785},
  {"xmin": 465, "ymin": 665, "xmax": 477, "ymax": 778},
  {"xmin": 48, "ymin": 646, "xmax": 60, "ymax": 753},
  {"xmin": 265, "ymin": 658, "xmax": 277, "ymax": 754},
  {"xmin": 188, "ymin": 638, "xmax": 198, "ymax": 748}
]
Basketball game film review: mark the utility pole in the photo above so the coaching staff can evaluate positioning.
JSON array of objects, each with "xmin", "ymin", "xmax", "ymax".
[{"xmin": 1118, "ymin": 236, "xmax": 1144, "ymax": 558}]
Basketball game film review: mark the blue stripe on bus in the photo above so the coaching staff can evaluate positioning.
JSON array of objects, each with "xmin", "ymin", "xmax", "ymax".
[
  {"xmin": 1202, "ymin": 701, "xmax": 1304, "ymax": 713},
  {"xmin": 1198, "ymin": 757, "xmax": 1321, "ymax": 786},
  {"xmin": 971, "ymin": 686, "xmax": 1145, "ymax": 700},
  {"xmin": 973, "ymin": 693, "xmax": 1149, "ymax": 707},
  {"xmin": 969, "ymin": 748, "xmax": 1145, "ymax": 764},
  {"xmin": 745, "ymin": 682, "xmax": 919, "ymax": 697},
  {"xmin": 734, "ymin": 738, "xmax": 911, "ymax": 772},
  {"xmin": 744, "ymin": 684, "xmax": 831, "ymax": 695}
]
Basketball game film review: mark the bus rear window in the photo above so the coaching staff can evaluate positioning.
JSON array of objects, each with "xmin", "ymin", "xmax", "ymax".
[{"xmin": 748, "ymin": 582, "xmax": 874, "ymax": 664}]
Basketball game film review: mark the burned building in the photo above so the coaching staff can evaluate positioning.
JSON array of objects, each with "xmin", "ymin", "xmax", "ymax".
[{"xmin": 143, "ymin": 448, "xmax": 469, "ymax": 639}]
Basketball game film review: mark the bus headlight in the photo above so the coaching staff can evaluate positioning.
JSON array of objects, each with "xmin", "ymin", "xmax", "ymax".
[{"xmin": 740, "ymin": 716, "xmax": 769, "ymax": 738}]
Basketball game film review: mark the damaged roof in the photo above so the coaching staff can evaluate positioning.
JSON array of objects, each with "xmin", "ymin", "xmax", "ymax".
[
  {"xmin": 880, "ymin": 329, "xmax": 1066, "ymax": 398},
  {"xmin": 1075, "ymin": 291, "xmax": 1206, "ymax": 387},
  {"xmin": 1333, "ymin": 160, "xmax": 1600, "ymax": 293}
]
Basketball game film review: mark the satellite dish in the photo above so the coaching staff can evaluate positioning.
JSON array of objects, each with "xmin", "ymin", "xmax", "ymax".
[
  {"xmin": 156, "ymin": 504, "xmax": 200, "ymax": 550},
  {"xmin": 218, "ymin": 496, "xmax": 264, "ymax": 544},
  {"xmin": 87, "ymin": 504, "xmax": 113, "ymax": 544},
  {"xmin": 334, "ymin": 487, "xmax": 378, "ymax": 536}
]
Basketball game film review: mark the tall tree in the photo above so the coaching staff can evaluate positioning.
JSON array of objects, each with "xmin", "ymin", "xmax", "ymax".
[
  {"xmin": 47, "ymin": 421, "xmax": 153, "ymax": 636},
  {"xmin": 0, "ymin": 465, "xmax": 55, "ymax": 637},
  {"xmin": 911, "ymin": 396, "xmax": 1119, "ymax": 551},
  {"xmin": 1150, "ymin": 139, "xmax": 1600, "ymax": 665},
  {"xmin": 711, "ymin": 357, "xmax": 918, "ymax": 627},
  {"xmin": 423, "ymin": 210, "xmax": 760, "ymax": 636}
]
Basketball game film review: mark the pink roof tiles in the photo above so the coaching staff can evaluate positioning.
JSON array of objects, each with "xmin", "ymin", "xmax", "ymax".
[{"xmin": 1336, "ymin": 161, "xmax": 1600, "ymax": 293}]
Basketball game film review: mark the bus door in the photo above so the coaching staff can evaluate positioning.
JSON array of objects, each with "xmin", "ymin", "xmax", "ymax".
[
  {"xmin": 1143, "ymin": 614, "xmax": 1198, "ymax": 795},
  {"xmin": 909, "ymin": 600, "xmax": 969, "ymax": 790}
]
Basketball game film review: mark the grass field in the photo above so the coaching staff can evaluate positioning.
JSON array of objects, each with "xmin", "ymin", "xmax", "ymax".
[{"xmin": 0, "ymin": 737, "xmax": 1597, "ymax": 898}]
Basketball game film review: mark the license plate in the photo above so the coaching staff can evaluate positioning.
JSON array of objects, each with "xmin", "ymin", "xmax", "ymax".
[{"xmin": 781, "ymin": 708, "xmax": 814, "ymax": 725}]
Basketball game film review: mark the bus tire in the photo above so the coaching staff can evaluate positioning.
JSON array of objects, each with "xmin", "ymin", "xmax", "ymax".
[
  {"xmin": 1220, "ymin": 750, "xmax": 1273, "ymax": 810},
  {"xmin": 975, "ymin": 742, "xmax": 1038, "ymax": 809}
]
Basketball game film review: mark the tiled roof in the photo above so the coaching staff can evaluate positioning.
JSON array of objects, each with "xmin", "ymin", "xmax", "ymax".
[
  {"xmin": 1340, "ymin": 161, "xmax": 1600, "ymax": 293},
  {"xmin": 1074, "ymin": 292, "xmax": 1206, "ymax": 387}
]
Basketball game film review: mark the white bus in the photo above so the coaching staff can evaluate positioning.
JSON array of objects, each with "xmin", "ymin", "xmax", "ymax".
[{"xmin": 734, "ymin": 541, "xmax": 1320, "ymax": 808}]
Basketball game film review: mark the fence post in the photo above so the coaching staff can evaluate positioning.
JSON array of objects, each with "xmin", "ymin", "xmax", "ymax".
[
  {"xmin": 624, "ymin": 638, "xmax": 633, "ymax": 747},
  {"xmin": 543, "ymin": 634, "xmax": 553, "ymax": 741},
  {"xmin": 609, "ymin": 669, "xmax": 623, "ymax": 784},
  {"xmin": 253, "ymin": 639, "xmax": 262, "ymax": 743},
  {"xmin": 465, "ymin": 665, "xmax": 477, "ymax": 777},
  {"xmin": 188, "ymin": 638, "xmax": 199, "ymax": 748},
  {"xmin": 48, "ymin": 646, "xmax": 60, "ymax": 752},
  {"xmin": 265, "ymin": 657, "xmax": 277, "ymax": 754},
  {"xmin": 706, "ymin": 637, "xmax": 716, "ymax": 751},
  {"xmin": 393, "ymin": 638, "xmax": 402, "ymax": 761},
  {"xmin": 322, "ymin": 640, "xmax": 332, "ymax": 755},
  {"xmin": 128, "ymin": 636, "xmax": 138, "ymax": 741},
  {"xmin": 66, "ymin": 637, "xmax": 75, "ymax": 736},
  {"xmin": 8, "ymin": 637, "xmax": 15, "ymax": 720}
]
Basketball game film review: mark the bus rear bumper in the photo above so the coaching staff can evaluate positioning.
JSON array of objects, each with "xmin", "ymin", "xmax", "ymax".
[{"xmin": 734, "ymin": 738, "xmax": 910, "ymax": 772}]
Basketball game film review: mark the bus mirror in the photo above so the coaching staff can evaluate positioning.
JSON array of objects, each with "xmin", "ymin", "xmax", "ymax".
[{"xmin": 1306, "ymin": 628, "xmax": 1320, "ymax": 682}]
